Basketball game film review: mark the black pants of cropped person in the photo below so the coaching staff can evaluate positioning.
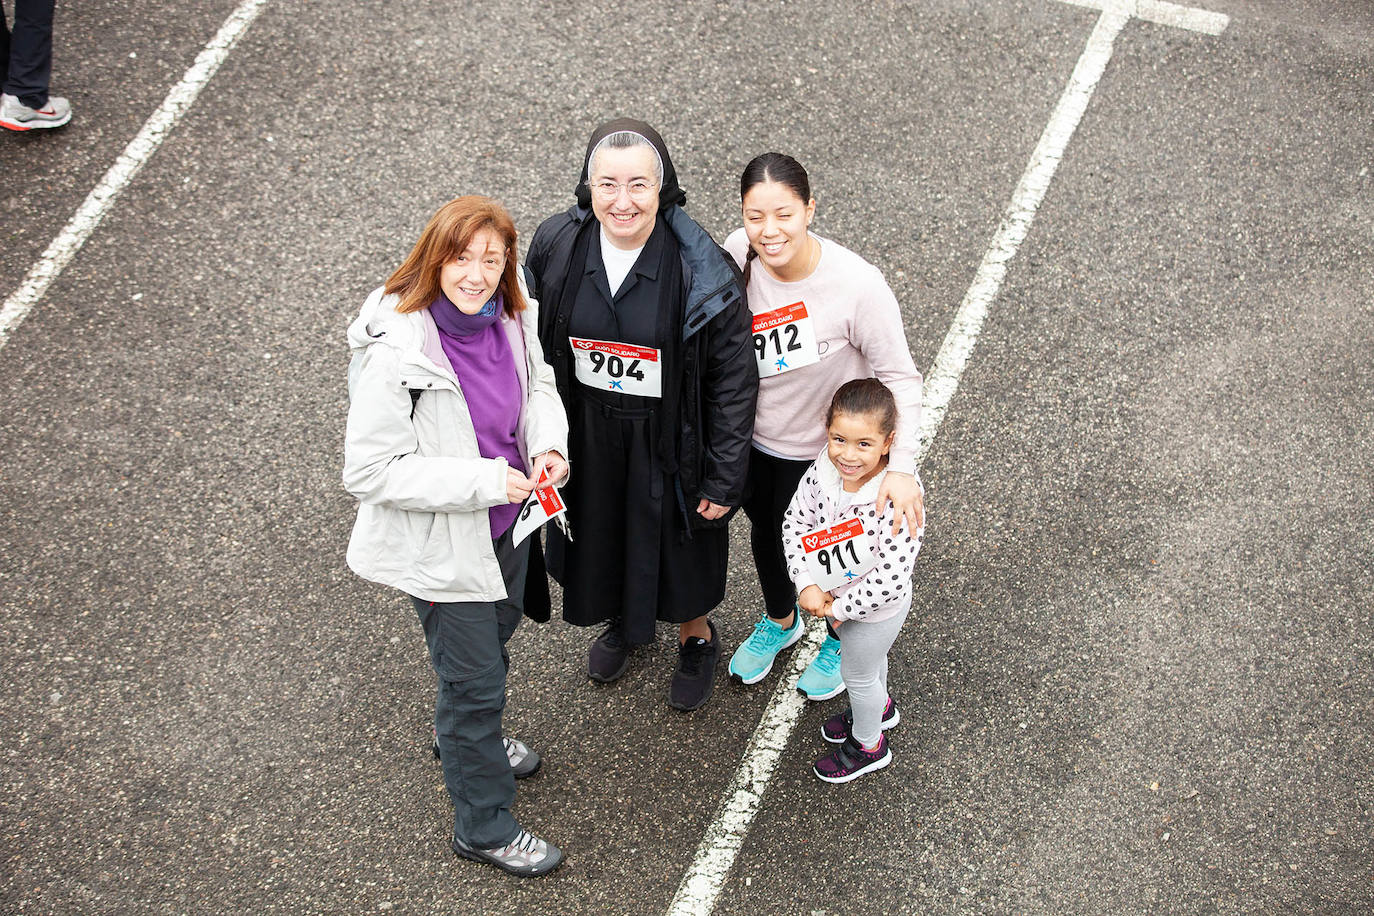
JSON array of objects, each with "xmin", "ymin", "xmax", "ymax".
[{"xmin": 1, "ymin": 0, "xmax": 56, "ymax": 108}]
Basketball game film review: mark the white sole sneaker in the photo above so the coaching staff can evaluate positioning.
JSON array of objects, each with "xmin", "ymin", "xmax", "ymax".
[
  {"xmin": 728, "ymin": 617, "xmax": 805, "ymax": 685},
  {"xmin": 813, "ymin": 743, "xmax": 892, "ymax": 783},
  {"xmin": 797, "ymin": 679, "xmax": 847, "ymax": 701},
  {"xmin": 0, "ymin": 94, "xmax": 72, "ymax": 130}
]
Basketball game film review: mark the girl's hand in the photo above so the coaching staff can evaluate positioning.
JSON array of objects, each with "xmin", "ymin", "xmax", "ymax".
[
  {"xmin": 877, "ymin": 471, "xmax": 925, "ymax": 536},
  {"xmin": 530, "ymin": 450, "xmax": 568, "ymax": 488},
  {"xmin": 506, "ymin": 468, "xmax": 535, "ymax": 503},
  {"xmin": 798, "ymin": 585, "xmax": 832, "ymax": 618},
  {"xmin": 696, "ymin": 498, "xmax": 730, "ymax": 521}
]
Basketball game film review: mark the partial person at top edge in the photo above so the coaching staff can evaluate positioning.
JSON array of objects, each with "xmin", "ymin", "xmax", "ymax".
[{"xmin": 1, "ymin": 0, "xmax": 72, "ymax": 131}]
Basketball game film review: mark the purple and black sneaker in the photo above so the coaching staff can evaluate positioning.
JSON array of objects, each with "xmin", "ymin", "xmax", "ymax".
[
  {"xmin": 813, "ymin": 734, "xmax": 892, "ymax": 783},
  {"xmin": 821, "ymin": 696, "xmax": 900, "ymax": 744}
]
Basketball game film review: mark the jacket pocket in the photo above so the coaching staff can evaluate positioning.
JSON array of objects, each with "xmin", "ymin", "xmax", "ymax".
[{"xmin": 411, "ymin": 511, "xmax": 452, "ymax": 570}]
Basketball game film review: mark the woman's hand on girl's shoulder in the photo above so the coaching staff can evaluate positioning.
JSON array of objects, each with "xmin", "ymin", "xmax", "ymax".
[{"xmin": 877, "ymin": 471, "xmax": 924, "ymax": 535}]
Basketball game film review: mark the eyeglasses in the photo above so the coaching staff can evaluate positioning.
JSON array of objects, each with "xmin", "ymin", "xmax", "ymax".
[{"xmin": 589, "ymin": 179, "xmax": 658, "ymax": 201}]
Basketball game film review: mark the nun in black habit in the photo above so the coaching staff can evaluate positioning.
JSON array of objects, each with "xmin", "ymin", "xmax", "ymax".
[{"xmin": 524, "ymin": 119, "xmax": 757, "ymax": 711}]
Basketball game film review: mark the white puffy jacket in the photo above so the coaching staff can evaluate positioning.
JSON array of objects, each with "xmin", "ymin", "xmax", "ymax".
[{"xmin": 343, "ymin": 278, "xmax": 568, "ymax": 602}]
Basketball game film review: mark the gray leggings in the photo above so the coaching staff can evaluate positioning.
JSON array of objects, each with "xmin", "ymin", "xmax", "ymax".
[{"xmin": 838, "ymin": 605, "xmax": 909, "ymax": 746}]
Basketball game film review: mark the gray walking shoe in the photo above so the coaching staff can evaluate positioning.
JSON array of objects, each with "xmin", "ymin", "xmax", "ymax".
[
  {"xmin": 431, "ymin": 728, "xmax": 542, "ymax": 779},
  {"xmin": 452, "ymin": 829, "xmax": 564, "ymax": 877},
  {"xmin": 0, "ymin": 93, "xmax": 72, "ymax": 130},
  {"xmin": 502, "ymin": 736, "xmax": 541, "ymax": 778}
]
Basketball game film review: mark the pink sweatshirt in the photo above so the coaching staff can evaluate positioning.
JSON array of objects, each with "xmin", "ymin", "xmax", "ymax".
[
  {"xmin": 724, "ymin": 229, "xmax": 923, "ymax": 474},
  {"xmin": 782, "ymin": 455, "xmax": 924, "ymax": 623}
]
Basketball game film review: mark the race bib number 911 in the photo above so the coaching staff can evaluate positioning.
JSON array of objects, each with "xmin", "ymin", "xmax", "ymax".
[
  {"xmin": 800, "ymin": 517, "xmax": 875, "ymax": 592},
  {"xmin": 569, "ymin": 337, "xmax": 662, "ymax": 398}
]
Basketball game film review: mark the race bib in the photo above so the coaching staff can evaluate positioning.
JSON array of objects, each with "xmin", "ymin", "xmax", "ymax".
[
  {"xmin": 511, "ymin": 466, "xmax": 568, "ymax": 546},
  {"xmin": 800, "ymin": 517, "xmax": 876, "ymax": 592},
  {"xmin": 752, "ymin": 301, "xmax": 820, "ymax": 378},
  {"xmin": 569, "ymin": 337, "xmax": 662, "ymax": 398}
]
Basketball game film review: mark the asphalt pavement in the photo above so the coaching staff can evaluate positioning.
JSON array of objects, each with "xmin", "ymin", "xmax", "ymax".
[{"xmin": 1, "ymin": 1, "xmax": 1370, "ymax": 914}]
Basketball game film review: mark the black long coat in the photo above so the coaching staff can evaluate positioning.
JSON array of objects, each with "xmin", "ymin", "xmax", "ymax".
[{"xmin": 519, "ymin": 118, "xmax": 757, "ymax": 628}]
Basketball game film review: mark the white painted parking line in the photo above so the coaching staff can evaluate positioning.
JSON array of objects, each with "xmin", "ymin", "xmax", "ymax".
[
  {"xmin": 667, "ymin": 626, "xmax": 827, "ymax": 916},
  {"xmin": 0, "ymin": 0, "xmax": 271, "ymax": 351},
  {"xmin": 667, "ymin": 3, "xmax": 1227, "ymax": 914},
  {"xmin": 920, "ymin": 7, "xmax": 1130, "ymax": 458},
  {"xmin": 1054, "ymin": 0, "xmax": 1230, "ymax": 35}
]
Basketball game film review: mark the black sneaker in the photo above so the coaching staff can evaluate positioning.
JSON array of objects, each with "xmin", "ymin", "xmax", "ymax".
[
  {"xmin": 588, "ymin": 619, "xmax": 630, "ymax": 682},
  {"xmin": 813, "ymin": 734, "xmax": 892, "ymax": 783},
  {"xmin": 668, "ymin": 620, "xmax": 721, "ymax": 711}
]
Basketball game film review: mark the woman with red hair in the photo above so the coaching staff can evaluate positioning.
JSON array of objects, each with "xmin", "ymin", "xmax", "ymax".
[{"xmin": 343, "ymin": 196, "xmax": 568, "ymax": 877}]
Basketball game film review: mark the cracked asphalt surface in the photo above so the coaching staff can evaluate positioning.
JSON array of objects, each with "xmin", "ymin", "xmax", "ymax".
[{"xmin": 1, "ymin": 1, "xmax": 1370, "ymax": 913}]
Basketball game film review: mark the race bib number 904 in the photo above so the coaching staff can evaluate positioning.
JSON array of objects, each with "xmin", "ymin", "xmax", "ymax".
[
  {"xmin": 752, "ymin": 301, "xmax": 820, "ymax": 378},
  {"xmin": 800, "ymin": 517, "xmax": 875, "ymax": 592},
  {"xmin": 569, "ymin": 337, "xmax": 662, "ymax": 398}
]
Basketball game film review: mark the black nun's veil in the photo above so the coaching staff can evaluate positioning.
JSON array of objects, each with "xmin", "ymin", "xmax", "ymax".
[{"xmin": 573, "ymin": 118, "xmax": 687, "ymax": 211}]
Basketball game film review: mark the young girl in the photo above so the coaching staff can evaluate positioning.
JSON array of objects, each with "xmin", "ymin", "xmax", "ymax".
[
  {"xmin": 343, "ymin": 196, "xmax": 568, "ymax": 876},
  {"xmin": 782, "ymin": 379, "xmax": 924, "ymax": 782},
  {"xmin": 725, "ymin": 153, "xmax": 925, "ymax": 700}
]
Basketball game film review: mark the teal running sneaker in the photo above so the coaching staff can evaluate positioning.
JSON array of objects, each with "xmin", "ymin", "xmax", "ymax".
[
  {"xmin": 728, "ymin": 611, "xmax": 804, "ymax": 685},
  {"xmin": 796, "ymin": 634, "xmax": 844, "ymax": 700}
]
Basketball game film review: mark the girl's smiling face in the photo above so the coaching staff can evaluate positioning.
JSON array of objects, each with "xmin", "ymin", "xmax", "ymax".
[{"xmin": 826, "ymin": 410, "xmax": 894, "ymax": 492}]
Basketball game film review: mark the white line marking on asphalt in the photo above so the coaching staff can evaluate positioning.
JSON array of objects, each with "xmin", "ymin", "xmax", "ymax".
[
  {"xmin": 667, "ymin": 2, "xmax": 1223, "ymax": 912},
  {"xmin": 666, "ymin": 628, "xmax": 826, "ymax": 916},
  {"xmin": 1053, "ymin": 0, "xmax": 1230, "ymax": 35},
  {"xmin": 0, "ymin": 0, "xmax": 271, "ymax": 351},
  {"xmin": 919, "ymin": 8, "xmax": 1130, "ymax": 457}
]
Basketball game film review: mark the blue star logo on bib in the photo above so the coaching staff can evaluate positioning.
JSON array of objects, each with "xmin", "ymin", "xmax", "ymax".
[
  {"xmin": 775, "ymin": 356, "xmax": 788, "ymax": 371},
  {"xmin": 609, "ymin": 380, "xmax": 623, "ymax": 390},
  {"xmin": 843, "ymin": 569, "xmax": 857, "ymax": 581}
]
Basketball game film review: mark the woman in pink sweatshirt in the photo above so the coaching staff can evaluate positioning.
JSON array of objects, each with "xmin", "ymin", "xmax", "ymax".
[{"xmin": 724, "ymin": 153, "xmax": 925, "ymax": 699}]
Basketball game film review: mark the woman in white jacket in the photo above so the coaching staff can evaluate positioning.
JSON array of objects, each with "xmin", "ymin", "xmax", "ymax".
[{"xmin": 343, "ymin": 196, "xmax": 569, "ymax": 877}]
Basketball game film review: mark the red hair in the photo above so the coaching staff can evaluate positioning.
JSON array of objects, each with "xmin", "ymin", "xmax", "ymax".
[{"xmin": 384, "ymin": 196, "xmax": 527, "ymax": 316}]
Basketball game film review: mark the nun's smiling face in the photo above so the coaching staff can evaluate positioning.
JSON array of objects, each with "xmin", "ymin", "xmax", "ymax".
[{"xmin": 588, "ymin": 144, "xmax": 660, "ymax": 251}]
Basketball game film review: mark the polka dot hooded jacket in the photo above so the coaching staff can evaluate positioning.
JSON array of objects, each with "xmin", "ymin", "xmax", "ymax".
[{"xmin": 782, "ymin": 450, "xmax": 925, "ymax": 623}]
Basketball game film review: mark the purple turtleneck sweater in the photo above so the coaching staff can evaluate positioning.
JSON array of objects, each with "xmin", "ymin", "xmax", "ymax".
[{"xmin": 430, "ymin": 292, "xmax": 525, "ymax": 539}]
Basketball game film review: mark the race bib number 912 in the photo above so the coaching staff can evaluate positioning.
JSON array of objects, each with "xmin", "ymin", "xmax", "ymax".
[{"xmin": 752, "ymin": 301, "xmax": 820, "ymax": 378}]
